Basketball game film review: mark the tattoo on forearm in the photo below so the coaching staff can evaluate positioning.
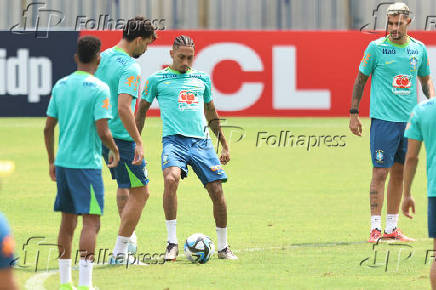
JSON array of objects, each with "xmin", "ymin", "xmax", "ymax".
[
  {"xmin": 207, "ymin": 118, "xmax": 222, "ymax": 140},
  {"xmin": 351, "ymin": 73, "xmax": 368, "ymax": 109},
  {"xmin": 370, "ymin": 190, "xmax": 377, "ymax": 195},
  {"xmin": 136, "ymin": 113, "xmax": 146, "ymax": 134},
  {"xmin": 422, "ymin": 83, "xmax": 430, "ymax": 99}
]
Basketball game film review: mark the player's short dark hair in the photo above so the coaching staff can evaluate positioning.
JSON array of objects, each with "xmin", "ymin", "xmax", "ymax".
[
  {"xmin": 173, "ymin": 35, "xmax": 195, "ymax": 50},
  {"xmin": 77, "ymin": 36, "xmax": 101, "ymax": 64},
  {"xmin": 123, "ymin": 16, "xmax": 157, "ymax": 42}
]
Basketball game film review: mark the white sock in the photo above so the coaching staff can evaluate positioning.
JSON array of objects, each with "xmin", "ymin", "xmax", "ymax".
[
  {"xmin": 216, "ymin": 227, "xmax": 228, "ymax": 251},
  {"xmin": 370, "ymin": 215, "xmax": 382, "ymax": 231},
  {"xmin": 58, "ymin": 259, "xmax": 72, "ymax": 284},
  {"xmin": 112, "ymin": 236, "xmax": 130, "ymax": 258},
  {"xmin": 385, "ymin": 214, "xmax": 399, "ymax": 234},
  {"xmin": 166, "ymin": 219, "xmax": 177, "ymax": 244},
  {"xmin": 78, "ymin": 259, "xmax": 93, "ymax": 287},
  {"xmin": 130, "ymin": 231, "xmax": 137, "ymax": 244}
]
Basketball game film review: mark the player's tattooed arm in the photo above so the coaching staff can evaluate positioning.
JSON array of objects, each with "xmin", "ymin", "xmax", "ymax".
[
  {"xmin": 349, "ymin": 72, "xmax": 369, "ymax": 136},
  {"xmin": 204, "ymin": 100, "xmax": 230, "ymax": 164},
  {"xmin": 418, "ymin": 75, "xmax": 435, "ymax": 99},
  {"xmin": 351, "ymin": 72, "xmax": 369, "ymax": 109},
  {"xmin": 135, "ymin": 100, "xmax": 152, "ymax": 134}
]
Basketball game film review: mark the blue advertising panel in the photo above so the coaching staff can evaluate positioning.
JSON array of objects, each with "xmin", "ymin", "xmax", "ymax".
[{"xmin": 0, "ymin": 31, "xmax": 78, "ymax": 116}]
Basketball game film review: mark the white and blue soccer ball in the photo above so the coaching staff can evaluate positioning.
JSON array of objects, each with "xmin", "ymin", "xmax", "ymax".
[{"xmin": 184, "ymin": 233, "xmax": 215, "ymax": 264}]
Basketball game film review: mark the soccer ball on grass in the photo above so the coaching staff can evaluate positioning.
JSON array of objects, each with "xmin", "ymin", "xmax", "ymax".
[{"xmin": 184, "ymin": 233, "xmax": 215, "ymax": 264}]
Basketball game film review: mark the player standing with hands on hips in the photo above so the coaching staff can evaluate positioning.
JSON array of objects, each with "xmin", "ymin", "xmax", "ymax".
[{"xmin": 348, "ymin": 2, "xmax": 434, "ymax": 243}]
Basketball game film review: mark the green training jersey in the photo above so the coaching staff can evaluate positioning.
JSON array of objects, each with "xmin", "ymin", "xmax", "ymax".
[
  {"xmin": 47, "ymin": 71, "xmax": 112, "ymax": 169},
  {"xmin": 404, "ymin": 98, "xmax": 436, "ymax": 197},
  {"xmin": 142, "ymin": 67, "xmax": 212, "ymax": 139},
  {"xmin": 95, "ymin": 46, "xmax": 141, "ymax": 141},
  {"xmin": 359, "ymin": 36, "xmax": 430, "ymax": 122}
]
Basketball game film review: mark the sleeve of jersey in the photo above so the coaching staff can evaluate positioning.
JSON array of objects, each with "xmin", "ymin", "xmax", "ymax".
[
  {"xmin": 95, "ymin": 85, "xmax": 113, "ymax": 121},
  {"xmin": 404, "ymin": 108, "xmax": 423, "ymax": 141},
  {"xmin": 118, "ymin": 63, "xmax": 141, "ymax": 99},
  {"xmin": 418, "ymin": 45, "xmax": 431, "ymax": 77},
  {"xmin": 46, "ymin": 90, "xmax": 58, "ymax": 118},
  {"xmin": 359, "ymin": 42, "xmax": 377, "ymax": 76},
  {"xmin": 142, "ymin": 76, "xmax": 157, "ymax": 103},
  {"xmin": 203, "ymin": 75, "xmax": 213, "ymax": 104},
  {"xmin": 0, "ymin": 215, "xmax": 14, "ymax": 269}
]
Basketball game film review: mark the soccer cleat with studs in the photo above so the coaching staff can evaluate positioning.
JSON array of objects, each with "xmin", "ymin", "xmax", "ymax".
[
  {"xmin": 382, "ymin": 228, "xmax": 415, "ymax": 242},
  {"xmin": 164, "ymin": 242, "xmax": 179, "ymax": 261},
  {"xmin": 217, "ymin": 246, "xmax": 238, "ymax": 260},
  {"xmin": 368, "ymin": 228, "xmax": 382, "ymax": 243}
]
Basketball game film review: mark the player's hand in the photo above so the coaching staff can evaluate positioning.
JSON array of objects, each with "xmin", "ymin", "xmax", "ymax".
[
  {"xmin": 49, "ymin": 163, "xmax": 56, "ymax": 182},
  {"xmin": 107, "ymin": 149, "xmax": 120, "ymax": 168},
  {"xmin": 402, "ymin": 195, "xmax": 416, "ymax": 219},
  {"xmin": 220, "ymin": 147, "xmax": 230, "ymax": 165},
  {"xmin": 133, "ymin": 143, "xmax": 144, "ymax": 165},
  {"xmin": 349, "ymin": 114, "xmax": 363, "ymax": 136}
]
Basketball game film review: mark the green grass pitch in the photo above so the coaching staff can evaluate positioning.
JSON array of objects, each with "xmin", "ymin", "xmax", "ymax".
[{"xmin": 0, "ymin": 117, "xmax": 432, "ymax": 289}]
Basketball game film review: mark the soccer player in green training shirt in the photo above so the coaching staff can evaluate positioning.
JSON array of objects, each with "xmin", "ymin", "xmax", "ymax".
[
  {"xmin": 44, "ymin": 36, "xmax": 120, "ymax": 290},
  {"xmin": 136, "ymin": 35, "xmax": 237, "ymax": 260},
  {"xmin": 349, "ymin": 2, "xmax": 435, "ymax": 243},
  {"xmin": 402, "ymin": 98, "xmax": 436, "ymax": 289},
  {"xmin": 95, "ymin": 17, "xmax": 156, "ymax": 261}
]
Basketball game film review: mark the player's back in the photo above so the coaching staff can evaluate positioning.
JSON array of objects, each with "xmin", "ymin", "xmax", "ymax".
[
  {"xmin": 95, "ymin": 47, "xmax": 141, "ymax": 141},
  {"xmin": 407, "ymin": 99, "xmax": 436, "ymax": 195},
  {"xmin": 48, "ymin": 71, "xmax": 110, "ymax": 169},
  {"xmin": 413, "ymin": 99, "xmax": 436, "ymax": 155}
]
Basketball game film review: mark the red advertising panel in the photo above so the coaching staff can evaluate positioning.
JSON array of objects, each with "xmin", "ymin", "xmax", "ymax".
[{"xmin": 81, "ymin": 30, "xmax": 436, "ymax": 117}]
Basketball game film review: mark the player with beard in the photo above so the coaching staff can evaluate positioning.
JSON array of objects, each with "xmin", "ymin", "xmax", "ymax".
[
  {"xmin": 95, "ymin": 17, "xmax": 156, "ymax": 262},
  {"xmin": 348, "ymin": 2, "xmax": 435, "ymax": 242}
]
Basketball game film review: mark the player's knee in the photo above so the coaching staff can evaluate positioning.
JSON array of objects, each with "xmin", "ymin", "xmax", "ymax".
[
  {"xmin": 83, "ymin": 216, "xmax": 100, "ymax": 234},
  {"xmin": 208, "ymin": 183, "xmax": 225, "ymax": 204},
  {"xmin": 164, "ymin": 173, "xmax": 180, "ymax": 188},
  {"xmin": 390, "ymin": 165, "xmax": 404, "ymax": 180},
  {"xmin": 144, "ymin": 188, "xmax": 150, "ymax": 200},
  {"xmin": 372, "ymin": 168, "xmax": 389, "ymax": 183},
  {"xmin": 61, "ymin": 217, "xmax": 77, "ymax": 234}
]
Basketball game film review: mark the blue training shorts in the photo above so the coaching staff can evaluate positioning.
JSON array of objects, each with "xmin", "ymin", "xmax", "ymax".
[
  {"xmin": 370, "ymin": 118, "xmax": 408, "ymax": 168},
  {"xmin": 54, "ymin": 167, "xmax": 104, "ymax": 215},
  {"xmin": 428, "ymin": 197, "xmax": 436, "ymax": 238},
  {"xmin": 102, "ymin": 138, "xmax": 149, "ymax": 188},
  {"xmin": 161, "ymin": 135, "xmax": 227, "ymax": 186}
]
